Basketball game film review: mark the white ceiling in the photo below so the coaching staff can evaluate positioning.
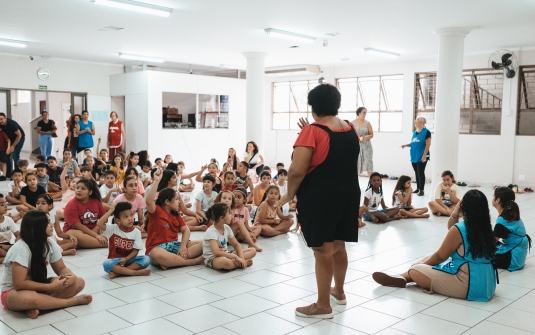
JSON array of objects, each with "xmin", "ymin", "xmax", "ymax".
[{"xmin": 1, "ymin": 0, "xmax": 535, "ymax": 71}]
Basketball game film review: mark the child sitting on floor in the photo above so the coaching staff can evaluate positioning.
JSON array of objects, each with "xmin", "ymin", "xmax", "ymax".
[
  {"xmin": 123, "ymin": 167, "xmax": 145, "ymax": 197},
  {"xmin": 114, "ymin": 176, "xmax": 147, "ymax": 239},
  {"xmin": 100, "ymin": 170, "xmax": 121, "ymax": 210},
  {"xmin": 17, "ymin": 159, "xmax": 31, "ymax": 181},
  {"xmin": 97, "ymin": 202, "xmax": 151, "ymax": 279},
  {"xmin": 221, "ymin": 171, "xmax": 238, "ymax": 192},
  {"xmin": 359, "ymin": 172, "xmax": 400, "ymax": 224},
  {"xmin": 236, "ymin": 161, "xmax": 254, "ymax": 208},
  {"xmin": 6, "ymin": 169, "xmax": 25, "ymax": 205},
  {"xmin": 273, "ymin": 169, "xmax": 293, "ymax": 214},
  {"xmin": 0, "ymin": 194, "xmax": 20, "ymax": 263},
  {"xmin": 80, "ymin": 166, "xmax": 94, "ymax": 180},
  {"xmin": 392, "ymin": 175, "xmax": 430, "ymax": 219},
  {"xmin": 193, "ymin": 174, "xmax": 217, "ymax": 226},
  {"xmin": 16, "ymin": 173, "xmax": 46, "ymax": 214},
  {"xmin": 46, "ymin": 156, "xmax": 63, "ymax": 191},
  {"xmin": 232, "ymin": 188, "xmax": 262, "ymax": 251},
  {"xmin": 177, "ymin": 161, "xmax": 197, "ymax": 192},
  {"xmin": 110, "ymin": 154, "xmax": 126, "ymax": 185},
  {"xmin": 35, "ymin": 163, "xmax": 59, "ymax": 193},
  {"xmin": 140, "ymin": 161, "xmax": 153, "ymax": 189},
  {"xmin": 202, "ymin": 203, "xmax": 256, "ymax": 270},
  {"xmin": 195, "ymin": 162, "xmax": 223, "ymax": 193},
  {"xmin": 35, "ymin": 194, "xmax": 77, "ymax": 256},
  {"xmin": 253, "ymin": 171, "xmax": 272, "ymax": 208},
  {"xmin": 253, "ymin": 185, "xmax": 294, "ymax": 237},
  {"xmin": 428, "ymin": 170, "xmax": 460, "ymax": 216},
  {"xmin": 53, "ymin": 161, "xmax": 80, "ymax": 220}
]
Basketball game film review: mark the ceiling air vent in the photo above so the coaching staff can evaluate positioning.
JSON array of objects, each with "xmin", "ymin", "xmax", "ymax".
[{"xmin": 265, "ymin": 65, "xmax": 320, "ymax": 76}]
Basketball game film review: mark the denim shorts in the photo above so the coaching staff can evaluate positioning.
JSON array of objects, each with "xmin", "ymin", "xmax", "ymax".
[
  {"xmin": 363, "ymin": 209, "xmax": 387, "ymax": 221},
  {"xmin": 149, "ymin": 241, "xmax": 181, "ymax": 266},
  {"xmin": 102, "ymin": 255, "xmax": 150, "ymax": 273},
  {"xmin": 204, "ymin": 256, "xmax": 215, "ymax": 269}
]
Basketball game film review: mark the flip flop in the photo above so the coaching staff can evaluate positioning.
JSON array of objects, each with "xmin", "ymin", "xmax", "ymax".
[{"xmin": 468, "ymin": 184, "xmax": 480, "ymax": 187}]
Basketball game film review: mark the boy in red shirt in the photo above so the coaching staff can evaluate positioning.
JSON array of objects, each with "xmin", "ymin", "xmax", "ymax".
[{"xmin": 0, "ymin": 129, "xmax": 10, "ymax": 181}]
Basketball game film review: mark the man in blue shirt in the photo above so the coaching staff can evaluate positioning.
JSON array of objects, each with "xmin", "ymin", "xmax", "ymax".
[{"xmin": 0, "ymin": 113, "xmax": 25, "ymax": 178}]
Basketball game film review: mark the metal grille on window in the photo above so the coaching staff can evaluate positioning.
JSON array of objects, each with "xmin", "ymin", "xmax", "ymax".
[
  {"xmin": 336, "ymin": 75, "xmax": 403, "ymax": 132},
  {"xmin": 272, "ymin": 80, "xmax": 318, "ymax": 130},
  {"xmin": 414, "ymin": 70, "xmax": 503, "ymax": 134},
  {"xmin": 518, "ymin": 66, "xmax": 535, "ymax": 135}
]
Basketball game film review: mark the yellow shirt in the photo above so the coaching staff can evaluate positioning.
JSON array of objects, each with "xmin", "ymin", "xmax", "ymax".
[{"xmin": 110, "ymin": 166, "xmax": 125, "ymax": 184}]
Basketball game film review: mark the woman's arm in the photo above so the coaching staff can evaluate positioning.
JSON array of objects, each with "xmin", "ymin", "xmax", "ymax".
[
  {"xmin": 75, "ymin": 123, "xmax": 83, "ymax": 135},
  {"xmin": 12, "ymin": 262, "xmax": 64, "ymax": 292},
  {"xmin": 422, "ymin": 137, "xmax": 431, "ymax": 162},
  {"xmin": 20, "ymin": 195, "xmax": 36, "ymax": 210},
  {"xmin": 52, "ymin": 122, "xmax": 57, "ymax": 132},
  {"xmin": 89, "ymin": 124, "xmax": 96, "ymax": 136},
  {"xmin": 423, "ymin": 226, "xmax": 463, "ymax": 266},
  {"xmin": 276, "ymin": 147, "xmax": 312, "ymax": 208},
  {"xmin": 36, "ymin": 126, "xmax": 45, "ymax": 135},
  {"xmin": 253, "ymin": 155, "xmax": 265, "ymax": 169}
]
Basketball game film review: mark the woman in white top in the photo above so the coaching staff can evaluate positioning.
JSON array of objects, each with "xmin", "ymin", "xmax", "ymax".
[{"xmin": 243, "ymin": 141, "xmax": 265, "ymax": 177}]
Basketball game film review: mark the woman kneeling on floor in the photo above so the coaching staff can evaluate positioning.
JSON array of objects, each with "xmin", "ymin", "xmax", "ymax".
[
  {"xmin": 1, "ymin": 211, "xmax": 91, "ymax": 319},
  {"xmin": 373, "ymin": 189, "xmax": 497, "ymax": 302}
]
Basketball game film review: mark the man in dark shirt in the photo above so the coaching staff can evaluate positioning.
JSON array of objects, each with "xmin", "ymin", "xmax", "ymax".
[{"xmin": 0, "ymin": 113, "xmax": 25, "ymax": 177}]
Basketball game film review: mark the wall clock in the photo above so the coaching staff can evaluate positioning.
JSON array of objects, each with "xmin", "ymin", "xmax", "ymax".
[{"xmin": 37, "ymin": 68, "xmax": 50, "ymax": 80}]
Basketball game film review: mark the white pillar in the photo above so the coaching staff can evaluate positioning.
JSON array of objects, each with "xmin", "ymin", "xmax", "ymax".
[
  {"xmin": 243, "ymin": 52, "xmax": 267, "ymax": 149},
  {"xmin": 431, "ymin": 27, "xmax": 471, "ymax": 183}
]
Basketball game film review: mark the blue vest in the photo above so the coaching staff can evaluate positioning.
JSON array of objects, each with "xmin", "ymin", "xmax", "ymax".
[
  {"xmin": 410, "ymin": 128, "xmax": 430, "ymax": 163},
  {"xmin": 495, "ymin": 217, "xmax": 531, "ymax": 271},
  {"xmin": 77, "ymin": 120, "xmax": 94, "ymax": 148},
  {"xmin": 432, "ymin": 222, "xmax": 497, "ymax": 302}
]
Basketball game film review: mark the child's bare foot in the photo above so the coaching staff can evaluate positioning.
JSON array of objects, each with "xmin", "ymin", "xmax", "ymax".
[
  {"xmin": 250, "ymin": 234, "xmax": 257, "ymax": 242},
  {"xmin": 109, "ymin": 271, "xmax": 118, "ymax": 279},
  {"xmin": 246, "ymin": 259, "xmax": 253, "ymax": 267},
  {"xmin": 422, "ymin": 214, "xmax": 430, "ymax": 218},
  {"xmin": 75, "ymin": 294, "xmax": 93, "ymax": 305},
  {"xmin": 435, "ymin": 212, "xmax": 442, "ymax": 217},
  {"xmin": 358, "ymin": 221, "xmax": 366, "ymax": 228},
  {"xmin": 62, "ymin": 249, "xmax": 77, "ymax": 256},
  {"xmin": 139, "ymin": 269, "xmax": 151, "ymax": 276},
  {"xmin": 193, "ymin": 256, "xmax": 205, "ymax": 265},
  {"xmin": 26, "ymin": 309, "xmax": 39, "ymax": 319},
  {"xmin": 250, "ymin": 244, "xmax": 262, "ymax": 252},
  {"xmin": 159, "ymin": 264, "xmax": 168, "ymax": 270}
]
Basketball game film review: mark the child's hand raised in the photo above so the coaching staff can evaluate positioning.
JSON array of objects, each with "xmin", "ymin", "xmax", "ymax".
[
  {"xmin": 98, "ymin": 135, "xmax": 102, "ymax": 143},
  {"xmin": 153, "ymin": 168, "xmax": 163, "ymax": 182}
]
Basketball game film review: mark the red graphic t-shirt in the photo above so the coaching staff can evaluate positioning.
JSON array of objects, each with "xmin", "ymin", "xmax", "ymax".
[
  {"xmin": 108, "ymin": 120, "xmax": 123, "ymax": 148},
  {"xmin": 102, "ymin": 223, "xmax": 143, "ymax": 259},
  {"xmin": 63, "ymin": 198, "xmax": 106, "ymax": 232},
  {"xmin": 145, "ymin": 205, "xmax": 186, "ymax": 255}
]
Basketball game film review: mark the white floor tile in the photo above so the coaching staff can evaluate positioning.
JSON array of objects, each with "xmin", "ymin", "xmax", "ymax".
[
  {"xmin": 494, "ymin": 283, "xmax": 532, "ymax": 300},
  {"xmin": 421, "ymin": 300, "xmax": 492, "ymax": 327},
  {"xmin": 108, "ymin": 298, "xmax": 180, "ymax": 324},
  {"xmin": 360, "ymin": 295, "xmax": 429, "ymax": 318},
  {"xmin": 12, "ymin": 325, "xmax": 63, "ymax": 335},
  {"xmin": 250, "ymin": 283, "xmax": 315, "ymax": 305},
  {"xmin": 0, "ymin": 309, "xmax": 75, "ymax": 332},
  {"xmin": 234, "ymin": 269, "xmax": 293, "ymax": 287},
  {"xmin": 150, "ymin": 273, "xmax": 211, "ymax": 291},
  {"xmin": 155, "ymin": 287, "xmax": 225, "ymax": 310},
  {"xmin": 164, "ymin": 305, "xmax": 239, "ymax": 333},
  {"xmin": 462, "ymin": 321, "xmax": 534, "ymax": 335},
  {"xmin": 210, "ymin": 293, "xmax": 279, "ymax": 317},
  {"xmin": 106, "ymin": 271, "xmax": 165, "ymax": 285},
  {"xmin": 497, "ymin": 270, "xmax": 535, "ymax": 289},
  {"xmin": 375, "ymin": 328, "xmax": 412, "ymax": 335},
  {"xmin": 508, "ymin": 295, "xmax": 535, "ymax": 314},
  {"xmin": 187, "ymin": 267, "xmax": 247, "ymax": 282},
  {"xmin": 284, "ymin": 273, "xmax": 320, "ymax": 293},
  {"xmin": 52, "ymin": 311, "xmax": 132, "ymax": 335},
  {"xmin": 265, "ymin": 299, "xmax": 323, "ymax": 327},
  {"xmin": 301, "ymin": 292, "xmax": 369, "ymax": 312},
  {"xmin": 223, "ymin": 312, "xmax": 301, "ymax": 335},
  {"xmin": 389, "ymin": 285, "xmax": 449, "ymax": 305},
  {"xmin": 110, "ymin": 318, "xmax": 192, "ymax": 335},
  {"xmin": 488, "ymin": 307, "xmax": 535, "ymax": 332},
  {"xmin": 331, "ymin": 306, "xmax": 401, "ymax": 334},
  {"xmin": 65, "ymin": 292, "xmax": 126, "ymax": 316},
  {"xmin": 79, "ymin": 276, "xmax": 123, "ymax": 295},
  {"xmin": 343, "ymin": 279, "xmax": 400, "ymax": 299},
  {"xmin": 288, "ymin": 320, "xmax": 366, "ymax": 335},
  {"xmin": 267, "ymin": 262, "xmax": 316, "ymax": 277},
  {"xmin": 197, "ymin": 326, "xmax": 238, "ymax": 335},
  {"xmin": 106, "ymin": 282, "xmax": 172, "ymax": 303},
  {"xmin": 446, "ymin": 295, "xmax": 514, "ymax": 312},
  {"xmin": 391, "ymin": 314, "xmax": 469, "ymax": 335},
  {"xmin": 198, "ymin": 278, "xmax": 261, "ymax": 298}
]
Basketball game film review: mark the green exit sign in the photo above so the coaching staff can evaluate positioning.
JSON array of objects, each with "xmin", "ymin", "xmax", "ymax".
[{"xmin": 38, "ymin": 85, "xmax": 47, "ymax": 90}]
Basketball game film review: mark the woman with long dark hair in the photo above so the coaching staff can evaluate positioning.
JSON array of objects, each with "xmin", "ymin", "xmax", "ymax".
[
  {"xmin": 244, "ymin": 141, "xmax": 265, "ymax": 177},
  {"xmin": 373, "ymin": 189, "xmax": 497, "ymax": 301},
  {"xmin": 221, "ymin": 148, "xmax": 239, "ymax": 175},
  {"xmin": 1, "ymin": 211, "xmax": 91, "ymax": 318}
]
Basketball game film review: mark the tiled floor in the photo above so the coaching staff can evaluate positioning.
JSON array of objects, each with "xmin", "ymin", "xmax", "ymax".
[{"xmin": 1, "ymin": 178, "xmax": 535, "ymax": 334}]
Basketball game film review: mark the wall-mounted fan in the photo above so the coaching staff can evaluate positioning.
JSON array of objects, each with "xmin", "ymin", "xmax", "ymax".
[{"xmin": 488, "ymin": 50, "xmax": 517, "ymax": 79}]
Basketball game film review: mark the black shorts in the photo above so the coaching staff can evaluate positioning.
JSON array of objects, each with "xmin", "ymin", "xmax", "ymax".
[{"xmin": 0, "ymin": 151, "xmax": 8, "ymax": 163}]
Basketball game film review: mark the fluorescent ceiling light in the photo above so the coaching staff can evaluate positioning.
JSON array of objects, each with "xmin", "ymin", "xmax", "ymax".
[
  {"xmin": 90, "ymin": 0, "xmax": 173, "ymax": 17},
  {"xmin": 364, "ymin": 48, "xmax": 399, "ymax": 59},
  {"xmin": 264, "ymin": 28, "xmax": 316, "ymax": 43},
  {"xmin": 119, "ymin": 53, "xmax": 164, "ymax": 63},
  {"xmin": 0, "ymin": 38, "xmax": 29, "ymax": 48}
]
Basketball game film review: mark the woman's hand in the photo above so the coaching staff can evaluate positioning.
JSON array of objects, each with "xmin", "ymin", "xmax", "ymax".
[
  {"xmin": 178, "ymin": 246, "xmax": 188, "ymax": 259},
  {"xmin": 451, "ymin": 201, "xmax": 462, "ymax": 217},
  {"xmin": 275, "ymin": 193, "xmax": 293, "ymax": 208},
  {"xmin": 95, "ymin": 234, "xmax": 108, "ymax": 245},
  {"xmin": 422, "ymin": 155, "xmax": 427, "ymax": 163},
  {"xmin": 297, "ymin": 117, "xmax": 310, "ymax": 130},
  {"xmin": 401, "ymin": 144, "xmax": 406, "ymax": 149}
]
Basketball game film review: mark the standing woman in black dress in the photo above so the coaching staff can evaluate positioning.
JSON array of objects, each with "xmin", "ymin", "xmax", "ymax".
[
  {"xmin": 277, "ymin": 84, "xmax": 360, "ymax": 319},
  {"xmin": 36, "ymin": 111, "xmax": 57, "ymax": 161}
]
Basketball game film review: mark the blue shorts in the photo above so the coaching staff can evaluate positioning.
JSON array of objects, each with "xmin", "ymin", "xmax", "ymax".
[
  {"xmin": 149, "ymin": 241, "xmax": 181, "ymax": 266},
  {"xmin": 102, "ymin": 255, "xmax": 150, "ymax": 273},
  {"xmin": 363, "ymin": 209, "xmax": 387, "ymax": 222}
]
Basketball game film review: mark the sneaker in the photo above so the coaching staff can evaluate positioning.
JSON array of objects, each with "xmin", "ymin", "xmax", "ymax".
[
  {"xmin": 330, "ymin": 287, "xmax": 347, "ymax": 305},
  {"xmin": 295, "ymin": 303, "xmax": 333, "ymax": 319},
  {"xmin": 414, "ymin": 189, "xmax": 420, "ymax": 194},
  {"xmin": 0, "ymin": 176, "xmax": 5, "ymax": 181},
  {"xmin": 417, "ymin": 190, "xmax": 424, "ymax": 196},
  {"xmin": 372, "ymin": 272, "xmax": 407, "ymax": 288}
]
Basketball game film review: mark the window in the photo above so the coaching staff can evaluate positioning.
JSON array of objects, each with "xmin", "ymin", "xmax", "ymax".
[
  {"xmin": 518, "ymin": 66, "xmax": 535, "ymax": 135},
  {"xmin": 414, "ymin": 69, "xmax": 503, "ymax": 134},
  {"xmin": 337, "ymin": 75, "xmax": 403, "ymax": 132},
  {"xmin": 272, "ymin": 80, "xmax": 318, "ymax": 130}
]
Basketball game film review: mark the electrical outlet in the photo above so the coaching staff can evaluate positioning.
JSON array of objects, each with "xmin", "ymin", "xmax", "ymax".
[{"xmin": 519, "ymin": 175, "xmax": 525, "ymax": 181}]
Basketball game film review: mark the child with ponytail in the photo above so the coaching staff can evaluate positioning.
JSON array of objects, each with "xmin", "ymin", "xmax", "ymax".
[
  {"xmin": 359, "ymin": 172, "xmax": 400, "ymax": 224},
  {"xmin": 392, "ymin": 175, "xmax": 430, "ymax": 219},
  {"xmin": 253, "ymin": 185, "xmax": 294, "ymax": 236},
  {"xmin": 202, "ymin": 203, "xmax": 256, "ymax": 270},
  {"xmin": 428, "ymin": 170, "xmax": 460, "ymax": 216},
  {"xmin": 35, "ymin": 194, "xmax": 77, "ymax": 256},
  {"xmin": 492, "ymin": 187, "xmax": 531, "ymax": 271}
]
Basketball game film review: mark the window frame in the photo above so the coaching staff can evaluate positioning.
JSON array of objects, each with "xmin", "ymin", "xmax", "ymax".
[
  {"xmin": 517, "ymin": 65, "xmax": 535, "ymax": 136},
  {"xmin": 271, "ymin": 80, "xmax": 318, "ymax": 130}
]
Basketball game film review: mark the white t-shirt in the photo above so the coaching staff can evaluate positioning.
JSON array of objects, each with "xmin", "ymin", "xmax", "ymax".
[
  {"xmin": 275, "ymin": 180, "xmax": 288, "ymax": 195},
  {"xmin": 0, "ymin": 216, "xmax": 18, "ymax": 244},
  {"xmin": 394, "ymin": 190, "xmax": 411, "ymax": 208},
  {"xmin": 100, "ymin": 183, "xmax": 120, "ymax": 205},
  {"xmin": 202, "ymin": 224, "xmax": 234, "ymax": 260},
  {"xmin": 364, "ymin": 188, "xmax": 383, "ymax": 211},
  {"xmin": 244, "ymin": 151, "xmax": 262, "ymax": 164},
  {"xmin": 101, "ymin": 222, "xmax": 143, "ymax": 259},
  {"xmin": 1, "ymin": 239, "xmax": 63, "ymax": 292},
  {"xmin": 434, "ymin": 183, "xmax": 460, "ymax": 205},
  {"xmin": 8, "ymin": 181, "xmax": 26, "ymax": 196},
  {"xmin": 140, "ymin": 170, "xmax": 151, "ymax": 182},
  {"xmin": 195, "ymin": 191, "xmax": 218, "ymax": 212},
  {"xmin": 135, "ymin": 166, "xmax": 142, "ymax": 174}
]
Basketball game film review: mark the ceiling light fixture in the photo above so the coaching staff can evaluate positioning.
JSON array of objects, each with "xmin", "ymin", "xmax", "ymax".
[
  {"xmin": 119, "ymin": 53, "xmax": 164, "ymax": 63},
  {"xmin": 90, "ymin": 0, "xmax": 173, "ymax": 17},
  {"xmin": 264, "ymin": 28, "xmax": 316, "ymax": 43},
  {"xmin": 0, "ymin": 38, "xmax": 29, "ymax": 48},
  {"xmin": 364, "ymin": 48, "xmax": 399, "ymax": 59},
  {"xmin": 220, "ymin": 64, "xmax": 245, "ymax": 71}
]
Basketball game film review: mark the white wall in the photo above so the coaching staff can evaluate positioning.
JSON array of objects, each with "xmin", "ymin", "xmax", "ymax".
[
  {"xmin": 46, "ymin": 92, "xmax": 71, "ymax": 158},
  {"xmin": 10, "ymin": 90, "xmax": 32, "ymax": 154},
  {"xmin": 265, "ymin": 50, "xmax": 535, "ymax": 186},
  {"xmin": 110, "ymin": 71, "xmax": 246, "ymax": 168}
]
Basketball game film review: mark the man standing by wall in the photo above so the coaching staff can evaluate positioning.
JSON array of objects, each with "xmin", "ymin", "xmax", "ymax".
[{"xmin": 0, "ymin": 113, "xmax": 25, "ymax": 177}]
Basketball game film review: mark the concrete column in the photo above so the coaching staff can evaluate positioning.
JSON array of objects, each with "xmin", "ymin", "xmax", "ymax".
[
  {"xmin": 243, "ymin": 52, "xmax": 267, "ymax": 149},
  {"xmin": 431, "ymin": 27, "xmax": 471, "ymax": 183}
]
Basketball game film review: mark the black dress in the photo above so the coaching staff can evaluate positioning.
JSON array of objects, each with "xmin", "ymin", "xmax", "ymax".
[{"xmin": 296, "ymin": 123, "xmax": 361, "ymax": 248}]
